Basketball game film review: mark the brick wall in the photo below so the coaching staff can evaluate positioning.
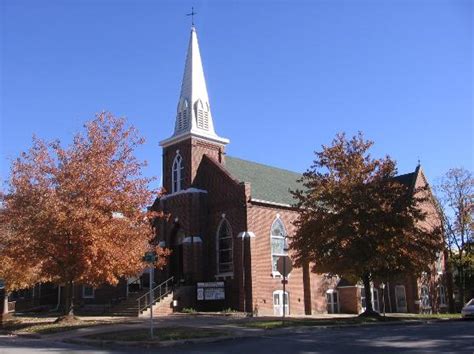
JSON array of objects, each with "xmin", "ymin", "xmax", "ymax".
[
  {"xmin": 246, "ymin": 203, "xmax": 335, "ymax": 316},
  {"xmin": 162, "ymin": 137, "xmax": 225, "ymax": 193},
  {"xmin": 338, "ymin": 287, "xmax": 359, "ymax": 314}
]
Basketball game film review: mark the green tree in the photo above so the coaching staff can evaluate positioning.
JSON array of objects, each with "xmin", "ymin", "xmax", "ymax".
[{"xmin": 292, "ymin": 132, "xmax": 443, "ymax": 316}]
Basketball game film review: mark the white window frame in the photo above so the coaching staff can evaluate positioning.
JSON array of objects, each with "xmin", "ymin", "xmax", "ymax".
[
  {"xmin": 395, "ymin": 285, "xmax": 408, "ymax": 312},
  {"xmin": 270, "ymin": 216, "xmax": 288, "ymax": 277},
  {"xmin": 326, "ymin": 289, "xmax": 340, "ymax": 314},
  {"xmin": 216, "ymin": 217, "xmax": 233, "ymax": 276},
  {"xmin": 82, "ymin": 285, "xmax": 95, "ymax": 299},
  {"xmin": 171, "ymin": 152, "xmax": 184, "ymax": 193},
  {"xmin": 273, "ymin": 290, "xmax": 289, "ymax": 316}
]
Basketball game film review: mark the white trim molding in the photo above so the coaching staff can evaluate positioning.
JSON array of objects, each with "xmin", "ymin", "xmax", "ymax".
[
  {"xmin": 160, "ymin": 188, "xmax": 208, "ymax": 201},
  {"xmin": 182, "ymin": 236, "xmax": 203, "ymax": 244},
  {"xmin": 237, "ymin": 231, "xmax": 256, "ymax": 239},
  {"xmin": 250, "ymin": 198, "xmax": 292, "ymax": 208}
]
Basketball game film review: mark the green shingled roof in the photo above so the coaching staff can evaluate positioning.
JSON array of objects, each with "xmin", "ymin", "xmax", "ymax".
[{"xmin": 225, "ymin": 156, "xmax": 302, "ymax": 206}]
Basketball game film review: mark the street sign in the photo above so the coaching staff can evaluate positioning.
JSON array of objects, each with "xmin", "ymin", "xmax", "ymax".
[
  {"xmin": 276, "ymin": 256, "xmax": 293, "ymax": 277},
  {"xmin": 143, "ymin": 251, "xmax": 157, "ymax": 264}
]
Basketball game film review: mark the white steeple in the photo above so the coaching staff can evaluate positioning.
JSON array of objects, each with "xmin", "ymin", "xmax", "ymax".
[{"xmin": 160, "ymin": 27, "xmax": 229, "ymax": 147}]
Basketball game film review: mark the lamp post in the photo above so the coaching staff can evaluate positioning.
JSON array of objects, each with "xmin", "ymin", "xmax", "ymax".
[{"xmin": 380, "ymin": 283, "xmax": 386, "ymax": 317}]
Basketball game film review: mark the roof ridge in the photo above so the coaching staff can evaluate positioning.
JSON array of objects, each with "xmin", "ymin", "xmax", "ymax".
[{"xmin": 226, "ymin": 155, "xmax": 301, "ymax": 176}]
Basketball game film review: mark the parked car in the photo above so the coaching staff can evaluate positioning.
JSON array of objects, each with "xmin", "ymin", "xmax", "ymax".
[{"xmin": 461, "ymin": 298, "xmax": 474, "ymax": 319}]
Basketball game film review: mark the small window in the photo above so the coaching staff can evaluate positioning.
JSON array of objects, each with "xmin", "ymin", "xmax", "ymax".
[
  {"xmin": 82, "ymin": 286, "xmax": 95, "ymax": 299},
  {"xmin": 217, "ymin": 219, "xmax": 233, "ymax": 274},
  {"xmin": 270, "ymin": 217, "xmax": 288, "ymax": 274}
]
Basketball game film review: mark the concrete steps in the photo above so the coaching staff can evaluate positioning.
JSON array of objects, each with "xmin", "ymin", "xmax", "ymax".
[
  {"xmin": 139, "ymin": 292, "xmax": 174, "ymax": 318},
  {"xmin": 107, "ymin": 290, "xmax": 148, "ymax": 317}
]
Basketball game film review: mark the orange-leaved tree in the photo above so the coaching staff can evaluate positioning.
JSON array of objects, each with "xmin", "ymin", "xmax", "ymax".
[
  {"xmin": 292, "ymin": 132, "xmax": 443, "ymax": 316},
  {"xmin": 2, "ymin": 112, "xmax": 169, "ymax": 319},
  {"xmin": 0, "ymin": 205, "xmax": 41, "ymax": 318}
]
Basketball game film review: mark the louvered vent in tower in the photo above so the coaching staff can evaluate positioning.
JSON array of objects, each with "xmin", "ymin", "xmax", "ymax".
[
  {"xmin": 176, "ymin": 99, "xmax": 189, "ymax": 132},
  {"xmin": 195, "ymin": 99, "xmax": 209, "ymax": 131}
]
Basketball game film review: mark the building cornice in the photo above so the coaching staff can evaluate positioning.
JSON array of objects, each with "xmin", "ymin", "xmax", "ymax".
[{"xmin": 160, "ymin": 131, "xmax": 229, "ymax": 148}]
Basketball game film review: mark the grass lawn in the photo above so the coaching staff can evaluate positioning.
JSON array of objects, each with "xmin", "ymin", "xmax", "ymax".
[
  {"xmin": 241, "ymin": 313, "xmax": 462, "ymax": 330},
  {"xmin": 85, "ymin": 327, "xmax": 227, "ymax": 342},
  {"xmin": 0, "ymin": 318, "xmax": 120, "ymax": 335}
]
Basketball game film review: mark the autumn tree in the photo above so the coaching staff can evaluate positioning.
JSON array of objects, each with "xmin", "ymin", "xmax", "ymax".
[
  {"xmin": 2, "ymin": 112, "xmax": 169, "ymax": 320},
  {"xmin": 435, "ymin": 168, "xmax": 473, "ymax": 306},
  {"xmin": 292, "ymin": 133, "xmax": 443, "ymax": 316},
  {"xmin": 0, "ymin": 203, "xmax": 41, "ymax": 321}
]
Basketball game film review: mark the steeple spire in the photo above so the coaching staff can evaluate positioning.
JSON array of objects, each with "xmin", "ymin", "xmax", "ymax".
[{"xmin": 160, "ymin": 27, "xmax": 229, "ymax": 148}]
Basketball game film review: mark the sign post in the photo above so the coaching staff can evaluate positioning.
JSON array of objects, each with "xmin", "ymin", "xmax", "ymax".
[
  {"xmin": 143, "ymin": 251, "xmax": 157, "ymax": 339},
  {"xmin": 277, "ymin": 256, "xmax": 292, "ymax": 323}
]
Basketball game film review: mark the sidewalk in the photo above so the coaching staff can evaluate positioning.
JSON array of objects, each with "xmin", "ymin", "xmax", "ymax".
[{"xmin": 10, "ymin": 313, "xmax": 456, "ymax": 350}]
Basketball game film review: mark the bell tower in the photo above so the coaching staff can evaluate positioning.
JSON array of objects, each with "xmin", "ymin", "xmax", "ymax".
[{"xmin": 160, "ymin": 26, "xmax": 229, "ymax": 194}]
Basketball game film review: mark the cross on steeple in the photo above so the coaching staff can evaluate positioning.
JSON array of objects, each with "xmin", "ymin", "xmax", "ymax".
[{"xmin": 186, "ymin": 7, "xmax": 197, "ymax": 26}]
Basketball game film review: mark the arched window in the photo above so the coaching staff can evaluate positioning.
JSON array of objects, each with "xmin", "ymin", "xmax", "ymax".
[
  {"xmin": 271, "ymin": 217, "xmax": 288, "ymax": 273},
  {"xmin": 217, "ymin": 218, "xmax": 233, "ymax": 274},
  {"xmin": 172, "ymin": 153, "xmax": 184, "ymax": 193}
]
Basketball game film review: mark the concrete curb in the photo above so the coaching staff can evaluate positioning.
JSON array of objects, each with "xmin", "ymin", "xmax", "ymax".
[
  {"xmin": 57, "ymin": 319, "xmax": 458, "ymax": 349},
  {"xmin": 65, "ymin": 333, "xmax": 249, "ymax": 349}
]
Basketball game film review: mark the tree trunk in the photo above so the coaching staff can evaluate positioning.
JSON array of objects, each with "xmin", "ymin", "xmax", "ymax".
[
  {"xmin": 360, "ymin": 273, "xmax": 378, "ymax": 317},
  {"xmin": 63, "ymin": 280, "xmax": 74, "ymax": 317},
  {"xmin": 459, "ymin": 267, "xmax": 465, "ymax": 307},
  {"xmin": 1, "ymin": 292, "xmax": 11, "ymax": 328},
  {"xmin": 2, "ymin": 292, "xmax": 8, "ymax": 315},
  {"xmin": 302, "ymin": 260, "xmax": 312, "ymax": 315},
  {"xmin": 446, "ymin": 270, "xmax": 455, "ymax": 313}
]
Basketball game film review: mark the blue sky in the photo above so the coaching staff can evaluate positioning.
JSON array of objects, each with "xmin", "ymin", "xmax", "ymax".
[{"xmin": 1, "ymin": 0, "xmax": 472, "ymax": 191}]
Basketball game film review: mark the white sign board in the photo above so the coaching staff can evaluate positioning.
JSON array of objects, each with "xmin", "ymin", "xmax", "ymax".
[{"xmin": 197, "ymin": 282, "xmax": 225, "ymax": 300}]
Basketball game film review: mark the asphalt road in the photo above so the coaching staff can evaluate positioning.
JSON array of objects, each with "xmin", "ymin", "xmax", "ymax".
[{"xmin": 0, "ymin": 320, "xmax": 472, "ymax": 354}]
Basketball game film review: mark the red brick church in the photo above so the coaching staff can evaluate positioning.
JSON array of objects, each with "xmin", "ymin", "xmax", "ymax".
[
  {"xmin": 4, "ymin": 26, "xmax": 448, "ymax": 317},
  {"xmin": 149, "ymin": 26, "xmax": 448, "ymax": 316}
]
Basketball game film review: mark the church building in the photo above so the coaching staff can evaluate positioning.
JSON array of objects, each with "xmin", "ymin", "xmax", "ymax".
[
  {"xmin": 153, "ymin": 25, "xmax": 327, "ymax": 316},
  {"xmin": 151, "ymin": 26, "xmax": 448, "ymax": 316},
  {"xmin": 4, "ymin": 25, "xmax": 448, "ymax": 318}
]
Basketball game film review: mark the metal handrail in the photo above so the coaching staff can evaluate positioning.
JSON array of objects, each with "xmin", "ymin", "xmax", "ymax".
[{"xmin": 137, "ymin": 276, "xmax": 174, "ymax": 315}]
